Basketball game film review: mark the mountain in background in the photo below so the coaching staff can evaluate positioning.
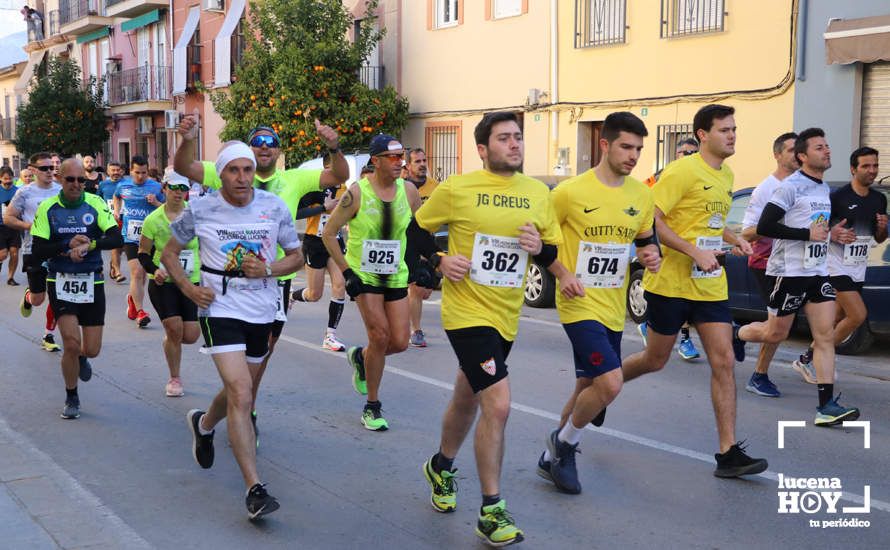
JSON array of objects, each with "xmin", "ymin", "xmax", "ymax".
[{"xmin": 0, "ymin": 31, "xmax": 27, "ymax": 68}]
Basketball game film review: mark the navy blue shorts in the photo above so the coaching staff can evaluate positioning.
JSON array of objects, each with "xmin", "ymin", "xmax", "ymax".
[
  {"xmin": 562, "ymin": 320, "xmax": 622, "ymax": 379},
  {"xmin": 644, "ymin": 291, "xmax": 732, "ymax": 335}
]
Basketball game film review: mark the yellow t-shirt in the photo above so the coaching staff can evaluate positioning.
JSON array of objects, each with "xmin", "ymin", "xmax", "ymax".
[
  {"xmin": 552, "ymin": 170, "xmax": 654, "ymax": 331},
  {"xmin": 643, "ymin": 153, "xmax": 733, "ymax": 301},
  {"xmin": 416, "ymin": 170, "xmax": 562, "ymax": 341},
  {"xmin": 305, "ymin": 185, "xmax": 346, "ymax": 237},
  {"xmin": 408, "ymin": 177, "xmax": 439, "ymax": 201}
]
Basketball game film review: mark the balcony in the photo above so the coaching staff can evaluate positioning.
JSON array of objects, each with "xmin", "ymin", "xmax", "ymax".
[
  {"xmin": 59, "ymin": 0, "xmax": 113, "ymax": 37},
  {"xmin": 0, "ymin": 117, "xmax": 16, "ymax": 142},
  {"xmin": 108, "ymin": 66, "xmax": 172, "ymax": 115},
  {"xmin": 359, "ymin": 65, "xmax": 385, "ymax": 91},
  {"xmin": 105, "ymin": 0, "xmax": 167, "ymax": 19}
]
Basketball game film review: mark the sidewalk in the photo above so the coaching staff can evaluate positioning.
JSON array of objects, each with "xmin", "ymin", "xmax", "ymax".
[{"xmin": 0, "ymin": 416, "xmax": 152, "ymax": 550}]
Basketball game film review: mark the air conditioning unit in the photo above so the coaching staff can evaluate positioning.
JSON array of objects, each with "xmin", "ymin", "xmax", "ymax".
[
  {"xmin": 203, "ymin": 0, "xmax": 224, "ymax": 12},
  {"xmin": 137, "ymin": 116, "xmax": 153, "ymax": 134},
  {"xmin": 105, "ymin": 60, "xmax": 120, "ymax": 74},
  {"xmin": 164, "ymin": 110, "xmax": 179, "ymax": 130}
]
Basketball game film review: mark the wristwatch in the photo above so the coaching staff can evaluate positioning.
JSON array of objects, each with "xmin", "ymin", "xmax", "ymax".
[{"xmin": 265, "ymin": 264, "xmax": 273, "ymax": 277}]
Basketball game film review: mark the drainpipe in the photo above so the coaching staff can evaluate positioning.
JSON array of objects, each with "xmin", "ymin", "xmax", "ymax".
[
  {"xmin": 550, "ymin": 0, "xmax": 559, "ymax": 174},
  {"xmin": 796, "ymin": 0, "xmax": 808, "ymax": 81}
]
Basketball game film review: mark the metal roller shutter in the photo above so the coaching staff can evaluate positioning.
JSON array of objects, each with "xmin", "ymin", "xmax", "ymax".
[{"xmin": 861, "ymin": 62, "xmax": 890, "ymax": 182}]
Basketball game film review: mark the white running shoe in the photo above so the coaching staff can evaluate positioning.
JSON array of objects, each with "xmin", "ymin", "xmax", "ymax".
[{"xmin": 322, "ymin": 332, "xmax": 346, "ymax": 352}]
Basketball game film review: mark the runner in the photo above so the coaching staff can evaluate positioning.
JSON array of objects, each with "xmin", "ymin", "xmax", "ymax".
[
  {"xmin": 321, "ymin": 133, "xmax": 425, "ymax": 431},
  {"xmin": 739, "ymin": 132, "xmax": 798, "ymax": 398},
  {"xmin": 0, "ymin": 166, "xmax": 22, "ymax": 285},
  {"xmin": 415, "ymin": 112, "xmax": 562, "ymax": 546},
  {"xmin": 619, "ymin": 104, "xmax": 768, "ymax": 478},
  {"xmin": 289, "ymin": 153, "xmax": 348, "ymax": 352},
  {"xmin": 403, "ymin": 147, "xmax": 438, "ymax": 348},
  {"xmin": 174, "ymin": 111, "xmax": 347, "ymax": 445},
  {"xmin": 138, "ymin": 171, "xmax": 201, "ymax": 397},
  {"xmin": 15, "ymin": 167, "xmax": 33, "ymax": 187},
  {"xmin": 4, "ymin": 152, "xmax": 62, "ymax": 352},
  {"xmin": 734, "ymin": 128, "xmax": 861, "ymax": 426},
  {"xmin": 113, "ymin": 156, "xmax": 163, "ymax": 328},
  {"xmin": 30, "ymin": 158, "xmax": 123, "ymax": 419},
  {"xmin": 98, "ymin": 162, "xmax": 126, "ymax": 283},
  {"xmin": 82, "ymin": 155, "xmax": 101, "ymax": 195},
  {"xmin": 535, "ymin": 112, "xmax": 661, "ymax": 495},
  {"xmin": 165, "ymin": 141, "xmax": 302, "ymax": 519}
]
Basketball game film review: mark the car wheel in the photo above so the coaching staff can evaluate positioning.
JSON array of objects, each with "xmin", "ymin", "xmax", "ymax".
[
  {"xmin": 626, "ymin": 268, "xmax": 647, "ymax": 324},
  {"xmin": 524, "ymin": 262, "xmax": 555, "ymax": 308},
  {"xmin": 835, "ymin": 323, "xmax": 874, "ymax": 355}
]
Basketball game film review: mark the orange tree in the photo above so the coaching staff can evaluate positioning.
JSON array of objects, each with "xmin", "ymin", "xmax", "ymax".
[
  {"xmin": 14, "ymin": 57, "xmax": 108, "ymax": 158},
  {"xmin": 211, "ymin": 0, "xmax": 409, "ymax": 167}
]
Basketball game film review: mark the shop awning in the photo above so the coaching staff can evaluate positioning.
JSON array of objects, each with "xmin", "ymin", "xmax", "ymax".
[
  {"xmin": 14, "ymin": 51, "xmax": 46, "ymax": 92},
  {"xmin": 825, "ymin": 14, "xmax": 890, "ymax": 65},
  {"xmin": 173, "ymin": 6, "xmax": 201, "ymax": 95},
  {"xmin": 76, "ymin": 26, "xmax": 110, "ymax": 44},
  {"xmin": 213, "ymin": 0, "xmax": 246, "ymax": 88},
  {"xmin": 121, "ymin": 9, "xmax": 163, "ymax": 33}
]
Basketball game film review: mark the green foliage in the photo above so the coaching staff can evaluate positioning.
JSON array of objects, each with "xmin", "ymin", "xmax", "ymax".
[
  {"xmin": 14, "ymin": 57, "xmax": 108, "ymax": 158},
  {"xmin": 210, "ymin": 0, "xmax": 409, "ymax": 167}
]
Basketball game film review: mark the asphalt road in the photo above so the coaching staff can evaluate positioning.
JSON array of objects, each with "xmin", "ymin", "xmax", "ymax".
[{"xmin": 0, "ymin": 263, "xmax": 888, "ymax": 549}]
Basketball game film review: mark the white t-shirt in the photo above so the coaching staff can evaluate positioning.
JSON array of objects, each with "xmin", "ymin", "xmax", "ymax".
[
  {"xmin": 170, "ymin": 189, "xmax": 301, "ymax": 324},
  {"xmin": 742, "ymin": 174, "xmax": 782, "ymax": 230},
  {"xmin": 766, "ymin": 171, "xmax": 832, "ymax": 278},
  {"xmin": 9, "ymin": 182, "xmax": 62, "ymax": 254}
]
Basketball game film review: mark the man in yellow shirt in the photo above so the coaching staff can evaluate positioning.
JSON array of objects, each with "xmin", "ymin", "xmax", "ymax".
[
  {"xmin": 620, "ymin": 104, "xmax": 768, "ymax": 478},
  {"xmin": 535, "ymin": 112, "xmax": 661, "ymax": 495},
  {"xmin": 416, "ymin": 112, "xmax": 562, "ymax": 546}
]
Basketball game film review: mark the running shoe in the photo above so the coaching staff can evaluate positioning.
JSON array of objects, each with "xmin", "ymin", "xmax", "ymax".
[
  {"xmin": 42, "ymin": 334, "xmax": 61, "ymax": 352},
  {"xmin": 745, "ymin": 373, "xmax": 780, "ymax": 398},
  {"xmin": 113, "ymin": 273, "xmax": 126, "ymax": 284},
  {"xmin": 790, "ymin": 359, "xmax": 818, "ymax": 384},
  {"xmin": 677, "ymin": 336, "xmax": 700, "ymax": 361},
  {"xmin": 536, "ymin": 452, "xmax": 553, "ymax": 481},
  {"xmin": 186, "ymin": 409, "xmax": 215, "ymax": 469},
  {"xmin": 713, "ymin": 441, "xmax": 768, "ymax": 478},
  {"xmin": 165, "ymin": 377, "xmax": 183, "ymax": 397},
  {"xmin": 636, "ymin": 321, "xmax": 648, "ymax": 347},
  {"xmin": 422, "ymin": 456, "xmax": 457, "ymax": 513},
  {"xmin": 20, "ymin": 289, "xmax": 32, "ymax": 318},
  {"xmin": 60, "ymin": 395, "xmax": 80, "ymax": 420},
  {"xmin": 322, "ymin": 332, "xmax": 346, "ymax": 352},
  {"xmin": 545, "ymin": 429, "xmax": 581, "ymax": 494},
  {"xmin": 731, "ymin": 322, "xmax": 746, "ymax": 363},
  {"xmin": 361, "ymin": 403, "xmax": 388, "ymax": 431},
  {"xmin": 409, "ymin": 329, "xmax": 427, "ymax": 348},
  {"xmin": 815, "ymin": 395, "xmax": 860, "ymax": 427},
  {"xmin": 7, "ymin": 278, "xmax": 19, "ymax": 286},
  {"xmin": 251, "ymin": 410, "xmax": 259, "ymax": 449},
  {"xmin": 246, "ymin": 483, "xmax": 280, "ymax": 521},
  {"xmin": 136, "ymin": 309, "xmax": 151, "ymax": 328},
  {"xmin": 347, "ymin": 346, "xmax": 367, "ymax": 395},
  {"xmin": 78, "ymin": 356, "xmax": 92, "ymax": 382},
  {"xmin": 475, "ymin": 500, "xmax": 524, "ymax": 547},
  {"xmin": 126, "ymin": 294, "xmax": 137, "ymax": 320}
]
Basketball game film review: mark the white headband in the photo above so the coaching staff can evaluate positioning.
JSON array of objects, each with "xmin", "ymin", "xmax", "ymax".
[{"xmin": 215, "ymin": 142, "xmax": 257, "ymax": 177}]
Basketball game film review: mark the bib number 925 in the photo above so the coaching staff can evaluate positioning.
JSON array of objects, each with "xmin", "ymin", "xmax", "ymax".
[{"xmin": 367, "ymin": 249, "xmax": 395, "ymax": 265}]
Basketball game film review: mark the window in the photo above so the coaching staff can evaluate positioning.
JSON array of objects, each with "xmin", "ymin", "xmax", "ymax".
[
  {"xmin": 575, "ymin": 0, "xmax": 626, "ymax": 48},
  {"xmin": 434, "ymin": 0, "xmax": 460, "ymax": 29},
  {"xmin": 187, "ymin": 27, "xmax": 202, "ymax": 89},
  {"xmin": 492, "ymin": 0, "xmax": 523, "ymax": 19},
  {"xmin": 661, "ymin": 0, "xmax": 725, "ymax": 38},
  {"xmin": 231, "ymin": 18, "xmax": 247, "ymax": 79},
  {"xmin": 425, "ymin": 123, "xmax": 461, "ymax": 182},
  {"xmin": 655, "ymin": 123, "xmax": 695, "ymax": 173}
]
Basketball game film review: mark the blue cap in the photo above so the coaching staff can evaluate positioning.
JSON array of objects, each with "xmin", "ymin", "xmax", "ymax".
[
  {"xmin": 246, "ymin": 125, "xmax": 281, "ymax": 142},
  {"xmin": 369, "ymin": 134, "xmax": 403, "ymax": 156}
]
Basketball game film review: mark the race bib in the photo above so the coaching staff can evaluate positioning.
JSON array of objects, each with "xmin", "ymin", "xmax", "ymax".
[
  {"xmin": 692, "ymin": 236, "xmax": 724, "ymax": 279},
  {"xmin": 316, "ymin": 214, "xmax": 330, "ymax": 237},
  {"xmin": 178, "ymin": 250, "xmax": 195, "ymax": 275},
  {"xmin": 575, "ymin": 242, "xmax": 630, "ymax": 288},
  {"xmin": 360, "ymin": 239, "xmax": 400, "ymax": 274},
  {"xmin": 804, "ymin": 240, "xmax": 828, "ymax": 269},
  {"xmin": 106, "ymin": 199, "xmax": 114, "ymax": 211},
  {"xmin": 56, "ymin": 272, "xmax": 94, "ymax": 303},
  {"xmin": 843, "ymin": 236, "xmax": 871, "ymax": 266},
  {"xmin": 126, "ymin": 219, "xmax": 143, "ymax": 241},
  {"xmin": 274, "ymin": 281, "xmax": 287, "ymax": 322},
  {"xmin": 470, "ymin": 233, "xmax": 529, "ymax": 288}
]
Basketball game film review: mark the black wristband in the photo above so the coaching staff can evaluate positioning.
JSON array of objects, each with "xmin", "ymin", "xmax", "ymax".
[
  {"xmin": 137, "ymin": 251, "xmax": 158, "ymax": 275},
  {"xmin": 328, "ymin": 147, "xmax": 341, "ymax": 155},
  {"xmin": 533, "ymin": 243, "xmax": 558, "ymax": 268}
]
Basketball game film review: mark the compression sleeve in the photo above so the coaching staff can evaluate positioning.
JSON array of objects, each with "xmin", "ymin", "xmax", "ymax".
[{"xmin": 757, "ymin": 202, "xmax": 811, "ymax": 241}]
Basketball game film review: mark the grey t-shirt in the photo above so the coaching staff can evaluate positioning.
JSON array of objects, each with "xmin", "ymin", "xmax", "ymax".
[{"xmin": 9, "ymin": 182, "xmax": 62, "ymax": 254}]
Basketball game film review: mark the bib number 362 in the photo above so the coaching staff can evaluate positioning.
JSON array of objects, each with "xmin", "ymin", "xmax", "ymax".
[
  {"xmin": 361, "ymin": 239, "xmax": 400, "ymax": 274},
  {"xmin": 56, "ymin": 272, "xmax": 94, "ymax": 303},
  {"xmin": 470, "ymin": 233, "xmax": 529, "ymax": 288}
]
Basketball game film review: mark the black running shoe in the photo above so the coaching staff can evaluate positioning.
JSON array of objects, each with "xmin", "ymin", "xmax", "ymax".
[
  {"xmin": 78, "ymin": 356, "xmax": 92, "ymax": 382},
  {"xmin": 246, "ymin": 483, "xmax": 280, "ymax": 521},
  {"xmin": 546, "ymin": 429, "xmax": 581, "ymax": 494},
  {"xmin": 186, "ymin": 409, "xmax": 214, "ymax": 469},
  {"xmin": 731, "ymin": 322, "xmax": 746, "ymax": 363},
  {"xmin": 60, "ymin": 395, "xmax": 80, "ymax": 419},
  {"xmin": 590, "ymin": 407, "xmax": 606, "ymax": 427},
  {"xmin": 714, "ymin": 441, "xmax": 768, "ymax": 478}
]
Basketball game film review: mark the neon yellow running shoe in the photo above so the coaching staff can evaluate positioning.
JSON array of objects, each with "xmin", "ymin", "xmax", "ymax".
[
  {"xmin": 347, "ymin": 346, "xmax": 367, "ymax": 395},
  {"xmin": 476, "ymin": 500, "xmax": 524, "ymax": 547},
  {"xmin": 361, "ymin": 404, "xmax": 388, "ymax": 431},
  {"xmin": 422, "ymin": 456, "xmax": 457, "ymax": 513}
]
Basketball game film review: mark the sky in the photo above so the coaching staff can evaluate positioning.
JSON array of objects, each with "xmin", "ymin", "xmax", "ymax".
[{"xmin": 0, "ymin": 7, "xmax": 27, "ymax": 39}]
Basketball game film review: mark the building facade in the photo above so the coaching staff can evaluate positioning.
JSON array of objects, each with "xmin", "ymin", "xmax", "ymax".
[{"xmin": 1, "ymin": 62, "xmax": 27, "ymax": 172}]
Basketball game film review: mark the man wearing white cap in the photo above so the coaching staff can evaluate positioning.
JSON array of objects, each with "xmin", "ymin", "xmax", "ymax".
[{"xmin": 162, "ymin": 141, "xmax": 304, "ymax": 520}]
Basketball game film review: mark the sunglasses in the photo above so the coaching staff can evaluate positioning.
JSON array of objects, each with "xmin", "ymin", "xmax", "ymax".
[
  {"xmin": 249, "ymin": 135, "xmax": 280, "ymax": 148},
  {"xmin": 31, "ymin": 165, "xmax": 54, "ymax": 172},
  {"xmin": 166, "ymin": 184, "xmax": 190, "ymax": 192},
  {"xmin": 376, "ymin": 153, "xmax": 404, "ymax": 162},
  {"xmin": 679, "ymin": 150, "xmax": 698, "ymax": 156},
  {"xmin": 64, "ymin": 176, "xmax": 87, "ymax": 183}
]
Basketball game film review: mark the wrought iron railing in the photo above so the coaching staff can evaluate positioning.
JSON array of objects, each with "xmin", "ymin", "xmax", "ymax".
[
  {"xmin": 660, "ymin": 0, "xmax": 725, "ymax": 38},
  {"xmin": 575, "ymin": 0, "xmax": 627, "ymax": 48},
  {"xmin": 359, "ymin": 65, "xmax": 385, "ymax": 91},
  {"xmin": 655, "ymin": 123, "xmax": 695, "ymax": 172},
  {"xmin": 59, "ymin": 0, "xmax": 105, "ymax": 26},
  {"xmin": 108, "ymin": 66, "xmax": 171, "ymax": 105},
  {"xmin": 0, "ymin": 117, "xmax": 16, "ymax": 141},
  {"xmin": 49, "ymin": 9, "xmax": 61, "ymax": 36}
]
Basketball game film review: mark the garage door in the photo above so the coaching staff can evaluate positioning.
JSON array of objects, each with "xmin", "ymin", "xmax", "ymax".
[{"xmin": 861, "ymin": 61, "xmax": 890, "ymax": 182}]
